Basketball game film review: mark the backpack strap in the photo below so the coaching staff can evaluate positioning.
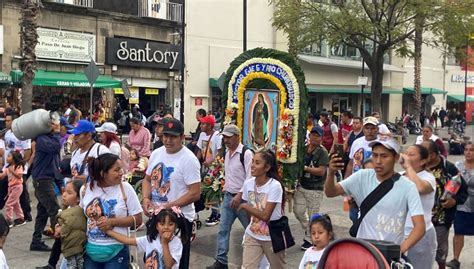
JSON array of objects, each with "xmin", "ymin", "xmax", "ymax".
[
  {"xmin": 239, "ymin": 145, "xmax": 249, "ymax": 170},
  {"xmin": 119, "ymin": 182, "xmax": 129, "ymax": 216}
]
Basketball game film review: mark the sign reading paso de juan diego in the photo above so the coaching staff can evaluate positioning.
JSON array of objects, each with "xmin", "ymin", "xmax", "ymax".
[{"xmin": 106, "ymin": 37, "xmax": 182, "ymax": 70}]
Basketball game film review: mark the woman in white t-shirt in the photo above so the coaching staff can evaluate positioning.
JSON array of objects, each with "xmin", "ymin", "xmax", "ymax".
[
  {"xmin": 81, "ymin": 153, "xmax": 143, "ymax": 268},
  {"xmin": 400, "ymin": 145, "xmax": 437, "ymax": 269},
  {"xmin": 239, "ymin": 150, "xmax": 285, "ymax": 268},
  {"xmin": 96, "ymin": 122, "xmax": 122, "ymax": 158}
]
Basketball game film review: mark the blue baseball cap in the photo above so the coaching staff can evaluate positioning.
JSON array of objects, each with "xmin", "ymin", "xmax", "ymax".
[
  {"xmin": 60, "ymin": 117, "xmax": 74, "ymax": 130},
  {"xmin": 68, "ymin": 120, "xmax": 95, "ymax": 135},
  {"xmin": 310, "ymin": 126, "xmax": 324, "ymax": 136}
]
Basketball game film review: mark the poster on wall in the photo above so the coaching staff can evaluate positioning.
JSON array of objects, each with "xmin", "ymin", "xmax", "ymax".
[
  {"xmin": 129, "ymin": 87, "xmax": 139, "ymax": 104},
  {"xmin": 242, "ymin": 89, "xmax": 279, "ymax": 151}
]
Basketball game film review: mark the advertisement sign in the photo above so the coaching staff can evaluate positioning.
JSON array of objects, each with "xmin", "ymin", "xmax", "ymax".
[
  {"xmin": 129, "ymin": 87, "xmax": 139, "ymax": 104},
  {"xmin": 36, "ymin": 28, "xmax": 96, "ymax": 62},
  {"xmin": 106, "ymin": 37, "xmax": 182, "ymax": 70}
]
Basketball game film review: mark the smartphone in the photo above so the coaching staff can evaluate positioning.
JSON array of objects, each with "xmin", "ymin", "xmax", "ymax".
[{"xmin": 334, "ymin": 144, "xmax": 344, "ymax": 158}]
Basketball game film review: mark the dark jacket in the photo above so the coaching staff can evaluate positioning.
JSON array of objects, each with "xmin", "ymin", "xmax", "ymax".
[{"xmin": 32, "ymin": 133, "xmax": 61, "ymax": 186}]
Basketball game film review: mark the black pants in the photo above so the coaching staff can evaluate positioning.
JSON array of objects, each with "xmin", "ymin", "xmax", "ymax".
[
  {"xmin": 0, "ymin": 177, "xmax": 8, "ymax": 209},
  {"xmin": 179, "ymin": 219, "xmax": 193, "ymax": 269},
  {"xmin": 20, "ymin": 174, "xmax": 32, "ymax": 220},
  {"xmin": 48, "ymin": 238, "xmax": 61, "ymax": 266},
  {"xmin": 32, "ymin": 179, "xmax": 60, "ymax": 244}
]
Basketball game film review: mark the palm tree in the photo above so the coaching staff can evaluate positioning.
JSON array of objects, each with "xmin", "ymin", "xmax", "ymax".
[
  {"xmin": 19, "ymin": 0, "xmax": 40, "ymax": 114},
  {"xmin": 413, "ymin": 15, "xmax": 424, "ymax": 123}
]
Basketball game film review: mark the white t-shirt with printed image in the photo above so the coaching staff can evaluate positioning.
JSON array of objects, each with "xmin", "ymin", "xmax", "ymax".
[
  {"xmin": 197, "ymin": 130, "xmax": 222, "ymax": 164},
  {"xmin": 340, "ymin": 169, "xmax": 424, "ymax": 244},
  {"xmin": 299, "ymin": 247, "xmax": 324, "ymax": 269},
  {"xmin": 80, "ymin": 181, "xmax": 142, "ymax": 246},
  {"xmin": 241, "ymin": 177, "xmax": 283, "ymax": 241},
  {"xmin": 136, "ymin": 235, "xmax": 183, "ymax": 269},
  {"xmin": 404, "ymin": 170, "xmax": 436, "ymax": 235},
  {"xmin": 146, "ymin": 146, "xmax": 201, "ymax": 222},
  {"xmin": 349, "ymin": 136, "xmax": 376, "ymax": 173},
  {"xmin": 4, "ymin": 130, "xmax": 31, "ymax": 173},
  {"xmin": 0, "ymin": 249, "xmax": 8, "ymax": 269},
  {"xmin": 70, "ymin": 143, "xmax": 111, "ymax": 179}
]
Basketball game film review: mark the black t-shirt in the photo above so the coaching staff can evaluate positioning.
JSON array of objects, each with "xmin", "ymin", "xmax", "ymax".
[{"xmin": 300, "ymin": 145, "xmax": 329, "ymax": 191}]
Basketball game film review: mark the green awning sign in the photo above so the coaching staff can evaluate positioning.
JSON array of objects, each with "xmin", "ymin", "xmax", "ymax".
[
  {"xmin": 11, "ymin": 70, "xmax": 121, "ymax": 88},
  {"xmin": 403, "ymin": 87, "xmax": 446, "ymax": 94},
  {"xmin": 0, "ymin": 72, "xmax": 11, "ymax": 84}
]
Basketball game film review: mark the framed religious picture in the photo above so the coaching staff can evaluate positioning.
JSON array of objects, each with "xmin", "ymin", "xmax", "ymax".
[{"xmin": 242, "ymin": 89, "xmax": 280, "ymax": 151}]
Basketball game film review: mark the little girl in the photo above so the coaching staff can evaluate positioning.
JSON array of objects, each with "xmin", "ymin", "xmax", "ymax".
[
  {"xmin": 299, "ymin": 213, "xmax": 334, "ymax": 269},
  {"xmin": 104, "ymin": 207, "xmax": 186, "ymax": 269},
  {"xmin": 54, "ymin": 179, "xmax": 87, "ymax": 269},
  {"xmin": 128, "ymin": 149, "xmax": 148, "ymax": 173},
  {"xmin": 0, "ymin": 151, "xmax": 25, "ymax": 227}
]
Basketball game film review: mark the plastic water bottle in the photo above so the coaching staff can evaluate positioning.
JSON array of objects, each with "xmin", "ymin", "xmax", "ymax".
[{"xmin": 441, "ymin": 175, "xmax": 462, "ymax": 201}]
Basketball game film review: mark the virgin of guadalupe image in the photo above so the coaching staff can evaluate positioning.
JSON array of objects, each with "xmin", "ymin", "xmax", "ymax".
[{"xmin": 252, "ymin": 93, "xmax": 269, "ymax": 150}]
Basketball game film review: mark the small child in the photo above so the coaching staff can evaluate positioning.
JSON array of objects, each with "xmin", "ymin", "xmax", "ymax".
[
  {"xmin": 299, "ymin": 213, "xmax": 334, "ymax": 269},
  {"xmin": 128, "ymin": 149, "xmax": 148, "ymax": 173},
  {"xmin": 0, "ymin": 213, "xmax": 10, "ymax": 269},
  {"xmin": 104, "ymin": 207, "xmax": 186, "ymax": 269},
  {"xmin": 0, "ymin": 151, "xmax": 25, "ymax": 227},
  {"xmin": 362, "ymin": 158, "xmax": 374, "ymax": 169},
  {"xmin": 55, "ymin": 179, "xmax": 87, "ymax": 269}
]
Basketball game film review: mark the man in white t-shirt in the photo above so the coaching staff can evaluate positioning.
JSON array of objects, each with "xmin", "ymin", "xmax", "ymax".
[
  {"xmin": 345, "ymin": 116, "xmax": 379, "ymax": 178},
  {"xmin": 372, "ymin": 112, "xmax": 391, "ymax": 136},
  {"xmin": 142, "ymin": 118, "xmax": 201, "ymax": 269},
  {"xmin": 325, "ymin": 137, "xmax": 426, "ymax": 253},
  {"xmin": 196, "ymin": 115, "xmax": 223, "ymax": 226},
  {"xmin": 69, "ymin": 120, "xmax": 110, "ymax": 182}
]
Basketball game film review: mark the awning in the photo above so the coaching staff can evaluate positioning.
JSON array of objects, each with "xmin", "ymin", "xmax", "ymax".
[
  {"xmin": 0, "ymin": 72, "xmax": 11, "ymax": 84},
  {"xmin": 298, "ymin": 54, "xmax": 406, "ymax": 73},
  {"xmin": 403, "ymin": 87, "xmax": 446, "ymax": 94},
  {"xmin": 209, "ymin": 78, "xmax": 218, "ymax": 88},
  {"xmin": 447, "ymin": 94, "xmax": 474, "ymax": 103},
  {"xmin": 307, "ymin": 85, "xmax": 403, "ymax": 94},
  {"xmin": 11, "ymin": 70, "xmax": 121, "ymax": 88}
]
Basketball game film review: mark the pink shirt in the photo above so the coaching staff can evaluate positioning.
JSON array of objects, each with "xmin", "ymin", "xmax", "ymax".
[
  {"xmin": 128, "ymin": 126, "xmax": 151, "ymax": 157},
  {"xmin": 224, "ymin": 144, "xmax": 253, "ymax": 194}
]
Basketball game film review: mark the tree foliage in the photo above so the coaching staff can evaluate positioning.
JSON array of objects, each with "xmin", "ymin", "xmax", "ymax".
[{"xmin": 272, "ymin": 0, "xmax": 474, "ymax": 114}]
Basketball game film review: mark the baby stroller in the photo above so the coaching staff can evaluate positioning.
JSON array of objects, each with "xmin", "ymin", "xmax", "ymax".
[{"xmin": 319, "ymin": 238, "xmax": 412, "ymax": 269}]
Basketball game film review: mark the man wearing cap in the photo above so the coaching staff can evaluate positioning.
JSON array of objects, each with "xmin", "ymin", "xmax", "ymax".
[
  {"xmin": 207, "ymin": 124, "xmax": 254, "ymax": 269},
  {"xmin": 142, "ymin": 118, "xmax": 200, "ymax": 269},
  {"xmin": 320, "ymin": 111, "xmax": 338, "ymax": 153},
  {"xmin": 30, "ymin": 117, "xmax": 62, "ymax": 251},
  {"xmin": 325, "ymin": 137, "xmax": 426, "ymax": 253},
  {"xmin": 345, "ymin": 116, "xmax": 379, "ymax": 178},
  {"xmin": 196, "ymin": 115, "xmax": 223, "ymax": 226},
  {"xmin": 69, "ymin": 120, "xmax": 110, "ymax": 183},
  {"xmin": 294, "ymin": 125, "xmax": 329, "ymax": 250}
]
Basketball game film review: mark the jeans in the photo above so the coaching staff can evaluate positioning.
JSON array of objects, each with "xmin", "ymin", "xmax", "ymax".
[
  {"xmin": 216, "ymin": 192, "xmax": 250, "ymax": 265},
  {"xmin": 180, "ymin": 219, "xmax": 193, "ymax": 269},
  {"xmin": 406, "ymin": 227, "xmax": 437, "ymax": 269},
  {"xmin": 349, "ymin": 206, "xmax": 359, "ymax": 224},
  {"xmin": 84, "ymin": 245, "xmax": 129, "ymax": 269},
  {"xmin": 32, "ymin": 179, "xmax": 60, "ymax": 244}
]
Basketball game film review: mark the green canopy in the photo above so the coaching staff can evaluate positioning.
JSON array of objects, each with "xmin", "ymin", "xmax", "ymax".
[
  {"xmin": 403, "ymin": 87, "xmax": 446, "ymax": 94},
  {"xmin": 307, "ymin": 87, "xmax": 402, "ymax": 94},
  {"xmin": 11, "ymin": 70, "xmax": 121, "ymax": 88},
  {"xmin": 447, "ymin": 94, "xmax": 474, "ymax": 103}
]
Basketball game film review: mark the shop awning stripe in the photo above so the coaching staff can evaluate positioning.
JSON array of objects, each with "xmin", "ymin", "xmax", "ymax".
[
  {"xmin": 307, "ymin": 87, "xmax": 402, "ymax": 94},
  {"xmin": 402, "ymin": 87, "xmax": 446, "ymax": 94},
  {"xmin": 447, "ymin": 94, "xmax": 474, "ymax": 103},
  {"xmin": 10, "ymin": 70, "xmax": 121, "ymax": 88}
]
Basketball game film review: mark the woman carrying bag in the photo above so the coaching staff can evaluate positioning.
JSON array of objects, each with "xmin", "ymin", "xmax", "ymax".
[{"xmin": 238, "ymin": 150, "xmax": 289, "ymax": 269}]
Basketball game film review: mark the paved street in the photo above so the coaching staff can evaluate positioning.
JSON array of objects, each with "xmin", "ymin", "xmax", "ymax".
[{"xmin": 3, "ymin": 126, "xmax": 473, "ymax": 268}]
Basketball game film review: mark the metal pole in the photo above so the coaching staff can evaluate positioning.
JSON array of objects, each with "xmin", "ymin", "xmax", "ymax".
[
  {"xmin": 90, "ymin": 86, "xmax": 93, "ymax": 122},
  {"xmin": 180, "ymin": 0, "xmax": 185, "ymax": 124},
  {"xmin": 360, "ymin": 58, "xmax": 365, "ymax": 117},
  {"xmin": 464, "ymin": 38, "xmax": 468, "ymax": 122},
  {"xmin": 243, "ymin": 0, "xmax": 247, "ymax": 52}
]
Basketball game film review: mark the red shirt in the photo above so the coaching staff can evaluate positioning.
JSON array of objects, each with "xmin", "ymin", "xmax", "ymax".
[{"xmin": 338, "ymin": 123, "xmax": 353, "ymax": 144}]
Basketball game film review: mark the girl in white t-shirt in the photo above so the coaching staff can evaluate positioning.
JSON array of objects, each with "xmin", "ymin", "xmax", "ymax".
[
  {"xmin": 239, "ymin": 150, "xmax": 285, "ymax": 268},
  {"xmin": 104, "ymin": 207, "xmax": 186, "ymax": 269},
  {"xmin": 299, "ymin": 213, "xmax": 335, "ymax": 269}
]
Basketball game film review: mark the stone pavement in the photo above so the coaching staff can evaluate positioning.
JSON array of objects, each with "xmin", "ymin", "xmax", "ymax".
[{"xmin": 3, "ymin": 126, "xmax": 474, "ymax": 268}]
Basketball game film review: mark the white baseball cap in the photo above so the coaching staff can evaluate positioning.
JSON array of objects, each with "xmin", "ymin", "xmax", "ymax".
[
  {"xmin": 369, "ymin": 137, "xmax": 401, "ymax": 154},
  {"xmin": 95, "ymin": 122, "xmax": 117, "ymax": 134}
]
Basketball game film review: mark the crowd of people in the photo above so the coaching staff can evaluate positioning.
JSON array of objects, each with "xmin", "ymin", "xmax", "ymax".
[{"xmin": 0, "ymin": 104, "xmax": 471, "ymax": 269}]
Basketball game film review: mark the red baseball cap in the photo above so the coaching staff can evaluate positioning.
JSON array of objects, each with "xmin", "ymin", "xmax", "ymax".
[{"xmin": 199, "ymin": 115, "xmax": 216, "ymax": 126}]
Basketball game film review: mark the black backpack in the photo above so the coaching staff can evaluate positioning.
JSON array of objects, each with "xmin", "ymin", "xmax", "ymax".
[{"xmin": 223, "ymin": 145, "xmax": 252, "ymax": 170}]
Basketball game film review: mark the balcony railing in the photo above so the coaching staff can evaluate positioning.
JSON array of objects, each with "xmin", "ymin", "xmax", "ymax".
[
  {"xmin": 44, "ymin": 0, "xmax": 93, "ymax": 8},
  {"xmin": 138, "ymin": 0, "xmax": 183, "ymax": 23}
]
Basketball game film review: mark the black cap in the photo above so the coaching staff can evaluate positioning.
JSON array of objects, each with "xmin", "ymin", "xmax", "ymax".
[{"xmin": 163, "ymin": 118, "xmax": 184, "ymax": 136}]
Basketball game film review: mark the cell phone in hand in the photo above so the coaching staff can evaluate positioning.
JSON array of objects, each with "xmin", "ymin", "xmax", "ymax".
[{"xmin": 334, "ymin": 144, "xmax": 344, "ymax": 158}]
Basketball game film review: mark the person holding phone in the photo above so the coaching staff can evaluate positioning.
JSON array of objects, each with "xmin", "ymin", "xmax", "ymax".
[{"xmin": 294, "ymin": 126, "xmax": 329, "ymax": 250}]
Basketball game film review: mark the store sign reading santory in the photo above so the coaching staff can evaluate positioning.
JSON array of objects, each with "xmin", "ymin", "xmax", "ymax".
[
  {"xmin": 106, "ymin": 37, "xmax": 182, "ymax": 70},
  {"xmin": 36, "ymin": 28, "xmax": 96, "ymax": 62}
]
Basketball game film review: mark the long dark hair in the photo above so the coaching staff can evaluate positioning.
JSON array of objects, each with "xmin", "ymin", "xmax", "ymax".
[
  {"xmin": 8, "ymin": 151, "xmax": 25, "ymax": 169},
  {"xmin": 310, "ymin": 213, "xmax": 335, "ymax": 241},
  {"xmin": 256, "ymin": 149, "xmax": 286, "ymax": 210},
  {"xmin": 146, "ymin": 209, "xmax": 189, "ymax": 244},
  {"xmin": 87, "ymin": 153, "xmax": 120, "ymax": 190}
]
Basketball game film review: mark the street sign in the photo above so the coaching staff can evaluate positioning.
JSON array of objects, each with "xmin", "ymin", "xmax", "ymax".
[
  {"xmin": 121, "ymin": 79, "xmax": 132, "ymax": 99},
  {"xmin": 357, "ymin": 76, "xmax": 368, "ymax": 86},
  {"xmin": 84, "ymin": 60, "xmax": 99, "ymax": 86},
  {"xmin": 426, "ymin": 95, "xmax": 436, "ymax": 106}
]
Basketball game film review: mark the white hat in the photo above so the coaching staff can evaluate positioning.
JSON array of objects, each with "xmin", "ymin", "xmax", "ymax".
[
  {"xmin": 369, "ymin": 137, "xmax": 401, "ymax": 154},
  {"xmin": 363, "ymin": 116, "xmax": 379, "ymax": 126},
  {"xmin": 95, "ymin": 122, "xmax": 117, "ymax": 134}
]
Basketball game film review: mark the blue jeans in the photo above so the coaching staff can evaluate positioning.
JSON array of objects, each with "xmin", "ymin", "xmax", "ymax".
[
  {"xmin": 84, "ymin": 245, "xmax": 129, "ymax": 269},
  {"xmin": 216, "ymin": 192, "xmax": 250, "ymax": 265},
  {"xmin": 349, "ymin": 206, "xmax": 359, "ymax": 224}
]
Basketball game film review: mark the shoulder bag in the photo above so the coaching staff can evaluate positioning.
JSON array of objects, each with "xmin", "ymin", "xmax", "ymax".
[
  {"xmin": 349, "ymin": 173, "xmax": 401, "ymax": 237},
  {"xmin": 118, "ymin": 183, "xmax": 139, "ymax": 269}
]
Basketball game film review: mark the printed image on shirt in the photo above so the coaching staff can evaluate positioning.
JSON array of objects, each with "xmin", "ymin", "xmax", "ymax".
[
  {"xmin": 374, "ymin": 210, "xmax": 404, "ymax": 236},
  {"xmin": 303, "ymin": 261, "xmax": 319, "ymax": 269},
  {"xmin": 150, "ymin": 162, "xmax": 175, "ymax": 204},
  {"xmin": 85, "ymin": 197, "xmax": 118, "ymax": 240},
  {"xmin": 144, "ymin": 249, "xmax": 165, "ymax": 269},
  {"xmin": 247, "ymin": 191, "xmax": 270, "ymax": 236},
  {"xmin": 431, "ymin": 168, "xmax": 448, "ymax": 225},
  {"xmin": 353, "ymin": 148, "xmax": 372, "ymax": 172}
]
